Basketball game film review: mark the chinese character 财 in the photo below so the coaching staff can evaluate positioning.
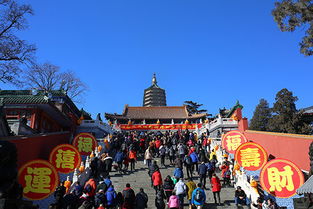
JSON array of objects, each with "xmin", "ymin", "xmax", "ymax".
[{"xmin": 268, "ymin": 165, "xmax": 294, "ymax": 192}]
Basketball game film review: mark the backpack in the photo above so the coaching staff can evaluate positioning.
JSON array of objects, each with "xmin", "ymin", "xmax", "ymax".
[
  {"xmin": 194, "ymin": 189, "xmax": 204, "ymax": 202},
  {"xmin": 185, "ymin": 156, "xmax": 192, "ymax": 165}
]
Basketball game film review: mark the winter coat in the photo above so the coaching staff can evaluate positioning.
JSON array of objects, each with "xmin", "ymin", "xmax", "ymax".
[
  {"xmin": 185, "ymin": 180, "xmax": 196, "ymax": 200},
  {"xmin": 174, "ymin": 158, "xmax": 183, "ymax": 169},
  {"xmin": 135, "ymin": 191, "xmax": 148, "ymax": 209},
  {"xmin": 105, "ymin": 186, "xmax": 117, "ymax": 206},
  {"xmin": 84, "ymin": 178, "xmax": 97, "ymax": 197},
  {"xmin": 152, "ymin": 170, "xmax": 163, "ymax": 186},
  {"xmin": 163, "ymin": 177, "xmax": 174, "ymax": 191},
  {"xmin": 190, "ymin": 152, "xmax": 199, "ymax": 163},
  {"xmin": 198, "ymin": 163, "xmax": 208, "ymax": 175},
  {"xmin": 155, "ymin": 190, "xmax": 166, "ymax": 209},
  {"xmin": 211, "ymin": 176, "xmax": 221, "ymax": 192},
  {"xmin": 167, "ymin": 195, "xmax": 180, "ymax": 208},
  {"xmin": 174, "ymin": 180, "xmax": 186, "ymax": 195},
  {"xmin": 104, "ymin": 156, "xmax": 113, "ymax": 172},
  {"xmin": 129, "ymin": 150, "xmax": 137, "ymax": 160},
  {"xmin": 173, "ymin": 168, "xmax": 183, "ymax": 179},
  {"xmin": 155, "ymin": 140, "xmax": 162, "ymax": 149},
  {"xmin": 104, "ymin": 178, "xmax": 112, "ymax": 188},
  {"xmin": 191, "ymin": 187, "xmax": 206, "ymax": 205},
  {"xmin": 115, "ymin": 152, "xmax": 125, "ymax": 163},
  {"xmin": 95, "ymin": 192, "xmax": 106, "ymax": 207},
  {"xmin": 144, "ymin": 149, "xmax": 153, "ymax": 160},
  {"xmin": 221, "ymin": 164, "xmax": 230, "ymax": 178}
]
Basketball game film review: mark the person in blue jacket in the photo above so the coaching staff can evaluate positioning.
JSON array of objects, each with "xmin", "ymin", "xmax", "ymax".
[
  {"xmin": 191, "ymin": 183, "xmax": 206, "ymax": 209},
  {"xmin": 189, "ymin": 151, "xmax": 199, "ymax": 173},
  {"xmin": 173, "ymin": 167, "xmax": 184, "ymax": 179},
  {"xmin": 105, "ymin": 185, "xmax": 117, "ymax": 208},
  {"xmin": 114, "ymin": 150, "xmax": 125, "ymax": 173}
]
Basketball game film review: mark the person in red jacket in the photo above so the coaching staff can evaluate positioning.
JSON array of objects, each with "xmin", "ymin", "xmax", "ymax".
[
  {"xmin": 211, "ymin": 173, "xmax": 221, "ymax": 205},
  {"xmin": 152, "ymin": 168, "xmax": 163, "ymax": 194},
  {"xmin": 84, "ymin": 178, "xmax": 97, "ymax": 198},
  {"xmin": 128, "ymin": 149, "xmax": 137, "ymax": 171}
]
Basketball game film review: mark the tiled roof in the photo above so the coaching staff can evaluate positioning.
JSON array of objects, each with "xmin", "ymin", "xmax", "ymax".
[
  {"xmin": 297, "ymin": 175, "xmax": 313, "ymax": 194},
  {"xmin": 105, "ymin": 105, "xmax": 207, "ymax": 120},
  {"xmin": 0, "ymin": 90, "xmax": 81, "ymax": 117}
]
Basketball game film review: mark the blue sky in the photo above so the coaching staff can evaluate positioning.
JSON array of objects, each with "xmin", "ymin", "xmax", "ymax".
[{"xmin": 2, "ymin": 0, "xmax": 313, "ymax": 119}]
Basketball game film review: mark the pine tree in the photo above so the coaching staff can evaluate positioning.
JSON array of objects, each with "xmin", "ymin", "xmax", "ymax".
[
  {"xmin": 249, "ymin": 99, "xmax": 271, "ymax": 131},
  {"xmin": 268, "ymin": 88, "xmax": 312, "ymax": 134}
]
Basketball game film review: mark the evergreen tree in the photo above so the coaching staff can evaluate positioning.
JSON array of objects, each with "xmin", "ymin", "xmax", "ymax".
[
  {"xmin": 183, "ymin": 101, "xmax": 207, "ymax": 114},
  {"xmin": 249, "ymin": 99, "xmax": 271, "ymax": 131},
  {"xmin": 268, "ymin": 88, "xmax": 312, "ymax": 134}
]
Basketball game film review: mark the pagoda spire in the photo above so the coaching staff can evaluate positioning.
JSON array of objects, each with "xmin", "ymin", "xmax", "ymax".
[{"xmin": 152, "ymin": 73, "xmax": 157, "ymax": 85}]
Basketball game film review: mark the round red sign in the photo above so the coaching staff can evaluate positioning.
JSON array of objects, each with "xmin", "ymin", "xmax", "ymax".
[
  {"xmin": 235, "ymin": 142, "xmax": 268, "ymax": 171},
  {"xmin": 49, "ymin": 144, "xmax": 82, "ymax": 174},
  {"xmin": 222, "ymin": 130, "xmax": 247, "ymax": 154},
  {"xmin": 260, "ymin": 158, "xmax": 304, "ymax": 198},
  {"xmin": 72, "ymin": 133, "xmax": 98, "ymax": 156},
  {"xmin": 18, "ymin": 160, "xmax": 59, "ymax": 200}
]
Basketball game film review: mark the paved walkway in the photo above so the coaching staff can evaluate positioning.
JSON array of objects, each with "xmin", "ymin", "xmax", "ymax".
[{"xmin": 109, "ymin": 157, "xmax": 243, "ymax": 209}]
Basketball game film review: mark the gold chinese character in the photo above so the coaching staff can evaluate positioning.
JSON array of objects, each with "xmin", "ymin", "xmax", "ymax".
[
  {"xmin": 77, "ymin": 137, "xmax": 93, "ymax": 152},
  {"xmin": 55, "ymin": 149, "xmax": 75, "ymax": 169},
  {"xmin": 226, "ymin": 135, "xmax": 242, "ymax": 151},
  {"xmin": 240, "ymin": 148, "xmax": 261, "ymax": 167},
  {"xmin": 24, "ymin": 167, "xmax": 52, "ymax": 193},
  {"xmin": 268, "ymin": 165, "xmax": 294, "ymax": 192}
]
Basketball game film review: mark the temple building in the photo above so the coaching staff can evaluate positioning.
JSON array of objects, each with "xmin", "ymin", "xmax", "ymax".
[
  {"xmin": 143, "ymin": 74, "xmax": 167, "ymax": 107},
  {"xmin": 105, "ymin": 75, "xmax": 207, "ymax": 131}
]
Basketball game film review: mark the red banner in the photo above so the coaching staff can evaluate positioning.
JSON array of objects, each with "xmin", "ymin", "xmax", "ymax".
[
  {"xmin": 235, "ymin": 142, "xmax": 268, "ymax": 171},
  {"xmin": 72, "ymin": 133, "xmax": 98, "ymax": 156},
  {"xmin": 260, "ymin": 158, "xmax": 304, "ymax": 198},
  {"xmin": 222, "ymin": 130, "xmax": 247, "ymax": 154},
  {"xmin": 49, "ymin": 144, "xmax": 81, "ymax": 174},
  {"xmin": 119, "ymin": 123, "xmax": 202, "ymax": 130},
  {"xmin": 18, "ymin": 160, "xmax": 59, "ymax": 200}
]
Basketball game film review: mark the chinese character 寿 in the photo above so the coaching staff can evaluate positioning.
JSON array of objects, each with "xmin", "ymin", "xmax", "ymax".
[
  {"xmin": 55, "ymin": 149, "xmax": 76, "ymax": 169},
  {"xmin": 24, "ymin": 167, "xmax": 52, "ymax": 193},
  {"xmin": 226, "ymin": 135, "xmax": 242, "ymax": 151},
  {"xmin": 240, "ymin": 148, "xmax": 261, "ymax": 167},
  {"xmin": 77, "ymin": 137, "xmax": 93, "ymax": 152},
  {"xmin": 268, "ymin": 165, "xmax": 295, "ymax": 192}
]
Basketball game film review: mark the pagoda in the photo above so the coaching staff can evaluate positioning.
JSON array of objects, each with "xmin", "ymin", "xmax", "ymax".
[
  {"xmin": 105, "ymin": 74, "xmax": 207, "ymax": 131},
  {"xmin": 143, "ymin": 73, "xmax": 166, "ymax": 107}
]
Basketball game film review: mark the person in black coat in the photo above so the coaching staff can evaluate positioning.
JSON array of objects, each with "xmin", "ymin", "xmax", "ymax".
[
  {"xmin": 155, "ymin": 189, "xmax": 166, "ymax": 209},
  {"xmin": 135, "ymin": 188, "xmax": 148, "ymax": 209}
]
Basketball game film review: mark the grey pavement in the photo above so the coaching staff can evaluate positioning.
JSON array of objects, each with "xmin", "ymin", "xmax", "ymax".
[{"xmin": 109, "ymin": 157, "xmax": 247, "ymax": 209}]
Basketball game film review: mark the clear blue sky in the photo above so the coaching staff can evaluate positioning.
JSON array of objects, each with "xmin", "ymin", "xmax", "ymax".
[{"xmin": 2, "ymin": 0, "xmax": 313, "ymax": 120}]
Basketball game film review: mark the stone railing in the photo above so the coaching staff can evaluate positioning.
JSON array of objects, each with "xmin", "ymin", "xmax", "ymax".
[
  {"xmin": 207, "ymin": 118, "xmax": 238, "ymax": 131},
  {"xmin": 80, "ymin": 120, "xmax": 114, "ymax": 134}
]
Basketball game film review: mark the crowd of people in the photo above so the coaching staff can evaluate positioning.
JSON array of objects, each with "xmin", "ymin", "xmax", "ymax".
[{"xmin": 49, "ymin": 130, "xmax": 278, "ymax": 209}]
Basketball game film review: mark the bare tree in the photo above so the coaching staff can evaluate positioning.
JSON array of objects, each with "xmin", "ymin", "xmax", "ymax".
[
  {"xmin": 0, "ymin": 0, "xmax": 36, "ymax": 85},
  {"xmin": 24, "ymin": 63, "xmax": 61, "ymax": 91},
  {"xmin": 24, "ymin": 63, "xmax": 87, "ymax": 103},
  {"xmin": 60, "ymin": 70, "xmax": 87, "ymax": 102}
]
